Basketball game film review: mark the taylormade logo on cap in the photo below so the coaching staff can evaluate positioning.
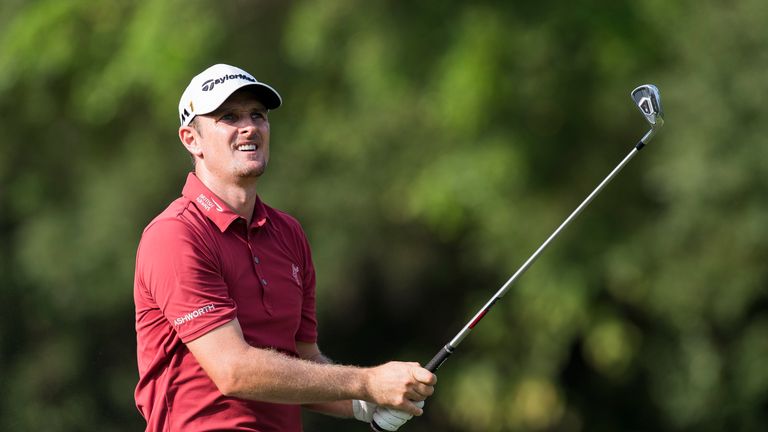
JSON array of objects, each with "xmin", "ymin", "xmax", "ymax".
[
  {"xmin": 178, "ymin": 64, "xmax": 282, "ymax": 126},
  {"xmin": 201, "ymin": 73, "xmax": 257, "ymax": 92}
]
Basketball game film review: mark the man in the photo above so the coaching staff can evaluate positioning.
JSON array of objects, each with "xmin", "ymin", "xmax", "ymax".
[{"xmin": 134, "ymin": 64, "xmax": 436, "ymax": 431}]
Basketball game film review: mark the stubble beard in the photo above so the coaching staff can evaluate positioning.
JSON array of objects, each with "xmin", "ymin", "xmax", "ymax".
[{"xmin": 234, "ymin": 157, "xmax": 268, "ymax": 180}]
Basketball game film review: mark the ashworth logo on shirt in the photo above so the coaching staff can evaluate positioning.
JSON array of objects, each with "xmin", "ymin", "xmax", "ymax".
[
  {"xmin": 196, "ymin": 194, "xmax": 224, "ymax": 212},
  {"xmin": 201, "ymin": 73, "xmax": 256, "ymax": 91},
  {"xmin": 174, "ymin": 304, "xmax": 216, "ymax": 326}
]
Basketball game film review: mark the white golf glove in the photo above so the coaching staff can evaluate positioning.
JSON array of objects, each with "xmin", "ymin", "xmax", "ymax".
[
  {"xmin": 353, "ymin": 399, "xmax": 377, "ymax": 423},
  {"xmin": 371, "ymin": 400, "xmax": 425, "ymax": 431}
]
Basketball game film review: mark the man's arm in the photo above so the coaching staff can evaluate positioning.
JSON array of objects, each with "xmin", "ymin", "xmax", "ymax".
[
  {"xmin": 186, "ymin": 319, "xmax": 435, "ymax": 415},
  {"xmin": 296, "ymin": 341, "xmax": 355, "ymax": 418}
]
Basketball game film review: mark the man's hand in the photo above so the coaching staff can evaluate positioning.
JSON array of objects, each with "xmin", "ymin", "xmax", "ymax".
[
  {"xmin": 371, "ymin": 400, "xmax": 425, "ymax": 431},
  {"xmin": 354, "ymin": 399, "xmax": 427, "ymax": 431},
  {"xmin": 352, "ymin": 399, "xmax": 377, "ymax": 422},
  {"xmin": 364, "ymin": 362, "xmax": 436, "ymax": 416}
]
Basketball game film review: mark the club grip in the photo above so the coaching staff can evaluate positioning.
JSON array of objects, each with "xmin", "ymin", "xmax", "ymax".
[
  {"xmin": 424, "ymin": 345, "xmax": 454, "ymax": 372},
  {"xmin": 369, "ymin": 346, "xmax": 453, "ymax": 430}
]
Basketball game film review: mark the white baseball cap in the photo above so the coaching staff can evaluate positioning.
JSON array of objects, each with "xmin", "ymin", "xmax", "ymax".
[{"xmin": 178, "ymin": 63, "xmax": 282, "ymax": 126}]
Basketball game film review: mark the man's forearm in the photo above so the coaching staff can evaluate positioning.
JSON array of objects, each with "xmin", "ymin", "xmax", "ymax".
[
  {"xmin": 299, "ymin": 344, "xmax": 355, "ymax": 418},
  {"xmin": 225, "ymin": 346, "xmax": 367, "ymax": 404},
  {"xmin": 187, "ymin": 320, "xmax": 434, "ymax": 416},
  {"xmin": 304, "ymin": 400, "xmax": 355, "ymax": 418}
]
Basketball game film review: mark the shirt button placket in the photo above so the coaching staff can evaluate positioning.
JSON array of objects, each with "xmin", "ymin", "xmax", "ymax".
[
  {"xmin": 245, "ymin": 229, "xmax": 269, "ymax": 313},
  {"xmin": 261, "ymin": 276, "xmax": 272, "ymax": 315},
  {"xmin": 252, "ymin": 256, "xmax": 266, "ymax": 286},
  {"xmin": 250, "ymin": 239, "xmax": 272, "ymax": 315}
]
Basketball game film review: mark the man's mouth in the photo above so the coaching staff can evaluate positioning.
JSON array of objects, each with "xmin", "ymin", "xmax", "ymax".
[{"xmin": 236, "ymin": 143, "xmax": 258, "ymax": 152}]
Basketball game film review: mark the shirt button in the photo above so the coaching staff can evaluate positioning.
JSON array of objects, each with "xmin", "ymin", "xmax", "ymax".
[
  {"xmin": 253, "ymin": 256, "xmax": 260, "ymax": 264},
  {"xmin": 261, "ymin": 279, "xmax": 268, "ymax": 286}
]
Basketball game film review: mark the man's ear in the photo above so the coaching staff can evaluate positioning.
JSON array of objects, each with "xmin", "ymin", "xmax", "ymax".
[{"xmin": 179, "ymin": 125, "xmax": 203, "ymax": 158}]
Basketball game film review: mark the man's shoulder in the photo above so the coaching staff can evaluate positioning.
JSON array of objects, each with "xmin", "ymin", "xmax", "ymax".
[{"xmin": 142, "ymin": 196, "xmax": 202, "ymax": 237}]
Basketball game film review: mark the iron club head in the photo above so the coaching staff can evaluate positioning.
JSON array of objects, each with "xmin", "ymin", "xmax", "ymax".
[{"xmin": 631, "ymin": 84, "xmax": 664, "ymax": 144}]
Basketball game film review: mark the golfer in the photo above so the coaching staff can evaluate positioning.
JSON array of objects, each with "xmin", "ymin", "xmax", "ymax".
[{"xmin": 134, "ymin": 64, "xmax": 436, "ymax": 431}]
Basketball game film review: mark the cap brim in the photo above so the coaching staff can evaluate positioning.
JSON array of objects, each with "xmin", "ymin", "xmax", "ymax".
[
  {"xmin": 193, "ymin": 82, "xmax": 282, "ymax": 117},
  {"xmin": 238, "ymin": 83, "xmax": 282, "ymax": 110}
]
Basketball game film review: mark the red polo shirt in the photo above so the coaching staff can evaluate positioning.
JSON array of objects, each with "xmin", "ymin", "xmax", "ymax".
[{"xmin": 134, "ymin": 173, "xmax": 318, "ymax": 432}]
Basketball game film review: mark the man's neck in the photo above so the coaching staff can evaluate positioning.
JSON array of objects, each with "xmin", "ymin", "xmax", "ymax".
[{"xmin": 196, "ymin": 171, "xmax": 259, "ymax": 225}]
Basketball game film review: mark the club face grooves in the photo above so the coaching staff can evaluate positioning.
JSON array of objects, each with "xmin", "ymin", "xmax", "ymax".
[
  {"xmin": 631, "ymin": 84, "xmax": 664, "ymax": 125},
  {"xmin": 631, "ymin": 84, "xmax": 664, "ymax": 144}
]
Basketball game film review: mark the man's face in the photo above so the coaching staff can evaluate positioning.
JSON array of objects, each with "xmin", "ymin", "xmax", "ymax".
[{"xmin": 187, "ymin": 89, "xmax": 271, "ymax": 182}]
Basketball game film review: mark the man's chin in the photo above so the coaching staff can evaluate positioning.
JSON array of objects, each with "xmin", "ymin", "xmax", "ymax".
[{"xmin": 237, "ymin": 165, "xmax": 266, "ymax": 179}]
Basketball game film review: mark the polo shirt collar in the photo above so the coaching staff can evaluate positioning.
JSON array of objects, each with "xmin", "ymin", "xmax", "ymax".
[
  {"xmin": 251, "ymin": 194, "xmax": 269, "ymax": 229},
  {"xmin": 182, "ymin": 173, "xmax": 269, "ymax": 232}
]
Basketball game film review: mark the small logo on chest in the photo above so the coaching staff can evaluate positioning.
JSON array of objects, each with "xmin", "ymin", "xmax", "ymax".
[{"xmin": 291, "ymin": 264, "xmax": 301, "ymax": 286}]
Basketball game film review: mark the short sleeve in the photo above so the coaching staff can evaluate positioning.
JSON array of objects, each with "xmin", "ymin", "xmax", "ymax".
[{"xmin": 137, "ymin": 218, "xmax": 237, "ymax": 343}]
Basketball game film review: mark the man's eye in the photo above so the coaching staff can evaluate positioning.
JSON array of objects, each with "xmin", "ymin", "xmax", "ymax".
[
  {"xmin": 251, "ymin": 112, "xmax": 265, "ymax": 120},
  {"xmin": 220, "ymin": 113, "xmax": 236, "ymax": 121}
]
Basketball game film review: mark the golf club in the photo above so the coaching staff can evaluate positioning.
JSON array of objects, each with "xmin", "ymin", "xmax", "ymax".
[{"xmin": 370, "ymin": 84, "xmax": 664, "ymax": 431}]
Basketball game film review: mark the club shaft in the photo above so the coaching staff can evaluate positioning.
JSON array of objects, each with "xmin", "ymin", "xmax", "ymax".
[{"xmin": 425, "ymin": 141, "xmax": 645, "ymax": 372}]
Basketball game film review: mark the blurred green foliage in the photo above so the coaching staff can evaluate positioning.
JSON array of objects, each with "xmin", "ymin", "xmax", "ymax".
[{"xmin": 1, "ymin": 0, "xmax": 766, "ymax": 431}]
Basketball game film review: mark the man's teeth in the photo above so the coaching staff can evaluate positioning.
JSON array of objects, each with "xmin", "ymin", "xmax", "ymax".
[{"xmin": 237, "ymin": 144, "xmax": 257, "ymax": 151}]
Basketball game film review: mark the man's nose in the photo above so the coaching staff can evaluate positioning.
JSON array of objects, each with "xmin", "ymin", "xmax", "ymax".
[{"xmin": 238, "ymin": 120, "xmax": 259, "ymax": 134}]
